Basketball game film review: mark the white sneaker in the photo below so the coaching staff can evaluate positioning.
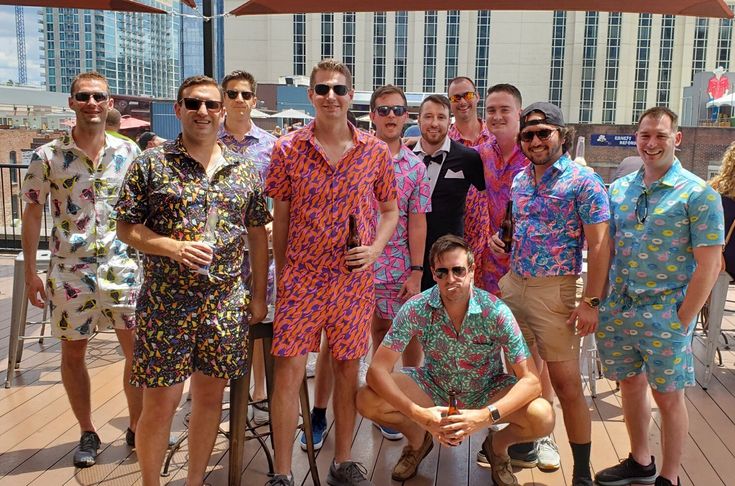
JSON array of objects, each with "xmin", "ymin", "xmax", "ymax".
[
  {"xmin": 253, "ymin": 406, "xmax": 269, "ymax": 425},
  {"xmin": 247, "ymin": 405, "xmax": 255, "ymax": 422},
  {"xmin": 535, "ymin": 435, "xmax": 561, "ymax": 471}
]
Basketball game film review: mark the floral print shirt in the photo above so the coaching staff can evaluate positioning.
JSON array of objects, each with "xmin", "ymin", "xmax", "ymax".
[{"xmin": 217, "ymin": 121, "xmax": 276, "ymax": 185}]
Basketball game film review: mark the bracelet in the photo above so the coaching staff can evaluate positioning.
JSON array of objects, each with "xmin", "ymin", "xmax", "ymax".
[{"xmin": 410, "ymin": 265, "xmax": 424, "ymax": 272}]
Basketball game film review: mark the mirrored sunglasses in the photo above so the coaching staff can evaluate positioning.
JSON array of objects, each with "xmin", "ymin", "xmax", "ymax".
[{"xmin": 448, "ymin": 91, "xmax": 476, "ymax": 103}]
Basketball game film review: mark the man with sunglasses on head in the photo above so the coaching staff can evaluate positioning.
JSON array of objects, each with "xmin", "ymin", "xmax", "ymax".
[
  {"xmin": 21, "ymin": 71, "xmax": 142, "ymax": 468},
  {"xmin": 414, "ymin": 94, "xmax": 485, "ymax": 292},
  {"xmin": 115, "ymin": 75, "xmax": 271, "ymax": 486},
  {"xmin": 265, "ymin": 59, "xmax": 398, "ymax": 486},
  {"xmin": 357, "ymin": 235, "xmax": 554, "ymax": 485},
  {"xmin": 489, "ymin": 102, "xmax": 611, "ymax": 486},
  {"xmin": 594, "ymin": 107, "xmax": 723, "ymax": 486}
]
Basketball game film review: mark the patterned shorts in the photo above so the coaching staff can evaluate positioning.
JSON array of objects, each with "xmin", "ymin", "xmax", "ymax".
[
  {"xmin": 374, "ymin": 282, "xmax": 404, "ymax": 320},
  {"xmin": 47, "ymin": 262, "xmax": 137, "ymax": 341},
  {"xmin": 400, "ymin": 367, "xmax": 517, "ymax": 409},
  {"xmin": 597, "ymin": 293, "xmax": 695, "ymax": 392},
  {"xmin": 131, "ymin": 281, "xmax": 249, "ymax": 388},
  {"xmin": 272, "ymin": 265, "xmax": 373, "ymax": 360}
]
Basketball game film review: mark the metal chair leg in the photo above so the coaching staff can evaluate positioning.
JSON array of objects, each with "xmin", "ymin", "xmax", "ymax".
[{"xmin": 300, "ymin": 374, "xmax": 320, "ymax": 486}]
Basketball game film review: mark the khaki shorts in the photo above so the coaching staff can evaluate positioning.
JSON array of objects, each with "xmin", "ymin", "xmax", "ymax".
[{"xmin": 499, "ymin": 272, "xmax": 581, "ymax": 362}]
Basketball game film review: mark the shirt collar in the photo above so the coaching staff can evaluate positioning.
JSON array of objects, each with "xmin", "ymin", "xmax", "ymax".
[
  {"xmin": 413, "ymin": 135, "xmax": 451, "ymax": 157},
  {"xmin": 448, "ymin": 120, "xmax": 494, "ymax": 147},
  {"xmin": 426, "ymin": 285, "xmax": 483, "ymax": 316},
  {"xmin": 218, "ymin": 120, "xmax": 268, "ymax": 142},
  {"xmin": 635, "ymin": 158, "xmax": 682, "ymax": 189},
  {"xmin": 304, "ymin": 120, "xmax": 368, "ymax": 148},
  {"xmin": 167, "ymin": 134, "xmax": 238, "ymax": 168},
  {"xmin": 58, "ymin": 131, "xmax": 114, "ymax": 152}
]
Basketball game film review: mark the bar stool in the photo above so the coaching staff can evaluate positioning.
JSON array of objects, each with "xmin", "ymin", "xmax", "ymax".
[{"xmin": 5, "ymin": 250, "xmax": 52, "ymax": 388}]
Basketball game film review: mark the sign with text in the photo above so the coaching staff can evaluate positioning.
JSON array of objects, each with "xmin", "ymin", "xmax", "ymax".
[{"xmin": 590, "ymin": 134, "xmax": 637, "ymax": 147}]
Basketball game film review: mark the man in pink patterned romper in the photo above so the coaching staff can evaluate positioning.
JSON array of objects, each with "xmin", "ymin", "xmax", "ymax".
[
  {"xmin": 447, "ymin": 77, "xmax": 495, "ymax": 292},
  {"xmin": 265, "ymin": 59, "xmax": 398, "ymax": 486},
  {"xmin": 369, "ymin": 85, "xmax": 431, "ymax": 440}
]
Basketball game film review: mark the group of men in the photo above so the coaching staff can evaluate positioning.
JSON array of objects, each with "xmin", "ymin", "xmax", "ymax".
[{"xmin": 20, "ymin": 58, "xmax": 723, "ymax": 486}]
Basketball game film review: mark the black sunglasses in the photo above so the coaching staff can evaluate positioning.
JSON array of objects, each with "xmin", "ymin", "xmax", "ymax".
[
  {"xmin": 180, "ymin": 97, "xmax": 223, "ymax": 112},
  {"xmin": 433, "ymin": 266, "xmax": 468, "ymax": 279},
  {"xmin": 313, "ymin": 84, "xmax": 350, "ymax": 96},
  {"xmin": 374, "ymin": 105, "xmax": 408, "ymax": 117},
  {"xmin": 73, "ymin": 92, "xmax": 109, "ymax": 103},
  {"xmin": 635, "ymin": 190, "xmax": 649, "ymax": 224},
  {"xmin": 225, "ymin": 89, "xmax": 255, "ymax": 101},
  {"xmin": 519, "ymin": 128, "xmax": 558, "ymax": 142}
]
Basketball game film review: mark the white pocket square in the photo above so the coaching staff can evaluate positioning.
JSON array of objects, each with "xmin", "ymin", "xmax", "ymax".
[{"xmin": 444, "ymin": 169, "xmax": 465, "ymax": 179}]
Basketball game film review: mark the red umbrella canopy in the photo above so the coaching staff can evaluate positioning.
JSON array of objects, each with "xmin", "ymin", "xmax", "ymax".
[
  {"xmin": 0, "ymin": 0, "xmax": 167, "ymax": 14},
  {"xmin": 119, "ymin": 115, "xmax": 151, "ymax": 130},
  {"xmin": 230, "ymin": 0, "xmax": 733, "ymax": 17}
]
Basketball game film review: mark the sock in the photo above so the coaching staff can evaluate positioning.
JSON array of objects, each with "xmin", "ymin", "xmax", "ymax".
[
  {"xmin": 570, "ymin": 442, "xmax": 592, "ymax": 478},
  {"xmin": 312, "ymin": 407, "xmax": 327, "ymax": 422}
]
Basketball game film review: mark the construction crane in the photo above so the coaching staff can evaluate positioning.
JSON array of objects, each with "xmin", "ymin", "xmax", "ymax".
[{"xmin": 16, "ymin": 6, "xmax": 27, "ymax": 85}]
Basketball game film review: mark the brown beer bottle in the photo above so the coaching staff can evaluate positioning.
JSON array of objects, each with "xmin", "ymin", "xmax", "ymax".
[
  {"xmin": 346, "ymin": 214, "xmax": 361, "ymax": 271},
  {"xmin": 447, "ymin": 391, "xmax": 460, "ymax": 416},
  {"xmin": 499, "ymin": 200, "xmax": 514, "ymax": 253}
]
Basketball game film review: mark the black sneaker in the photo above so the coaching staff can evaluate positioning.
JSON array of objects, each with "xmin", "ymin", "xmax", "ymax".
[
  {"xmin": 476, "ymin": 441, "xmax": 538, "ymax": 468},
  {"xmin": 572, "ymin": 475, "xmax": 593, "ymax": 486},
  {"xmin": 595, "ymin": 454, "xmax": 656, "ymax": 486},
  {"xmin": 655, "ymin": 476, "xmax": 680, "ymax": 486},
  {"xmin": 327, "ymin": 461, "xmax": 372, "ymax": 485},
  {"xmin": 125, "ymin": 428, "xmax": 178, "ymax": 449},
  {"xmin": 73, "ymin": 431, "xmax": 101, "ymax": 468},
  {"xmin": 266, "ymin": 475, "xmax": 294, "ymax": 486}
]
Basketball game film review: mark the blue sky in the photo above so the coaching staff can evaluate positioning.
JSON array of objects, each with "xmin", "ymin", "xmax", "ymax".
[{"xmin": 0, "ymin": 6, "xmax": 43, "ymax": 86}]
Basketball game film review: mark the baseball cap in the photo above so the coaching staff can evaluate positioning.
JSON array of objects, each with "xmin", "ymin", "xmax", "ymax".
[{"xmin": 520, "ymin": 102, "xmax": 565, "ymax": 129}]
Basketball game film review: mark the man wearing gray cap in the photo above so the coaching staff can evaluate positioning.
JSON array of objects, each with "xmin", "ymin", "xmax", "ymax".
[{"xmin": 489, "ymin": 102, "xmax": 611, "ymax": 486}]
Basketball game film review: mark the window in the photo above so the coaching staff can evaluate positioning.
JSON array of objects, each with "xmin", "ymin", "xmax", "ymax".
[
  {"xmin": 474, "ymin": 10, "xmax": 491, "ymax": 116},
  {"xmin": 321, "ymin": 13, "xmax": 333, "ymax": 59},
  {"xmin": 293, "ymin": 14, "xmax": 306, "ymax": 76},
  {"xmin": 691, "ymin": 17, "xmax": 709, "ymax": 83},
  {"xmin": 656, "ymin": 15, "xmax": 675, "ymax": 106},
  {"xmin": 423, "ymin": 11, "xmax": 438, "ymax": 92},
  {"xmin": 373, "ymin": 12, "xmax": 386, "ymax": 88},
  {"xmin": 548, "ymin": 11, "xmax": 567, "ymax": 106},
  {"xmin": 716, "ymin": 6, "xmax": 734, "ymax": 70},
  {"xmin": 394, "ymin": 12, "xmax": 408, "ymax": 89},
  {"xmin": 343, "ymin": 13, "xmax": 356, "ymax": 78},
  {"xmin": 444, "ymin": 11, "xmax": 460, "ymax": 83},
  {"xmin": 632, "ymin": 14, "xmax": 652, "ymax": 122},
  {"xmin": 602, "ymin": 13, "xmax": 621, "ymax": 124},
  {"xmin": 578, "ymin": 12, "xmax": 599, "ymax": 123}
]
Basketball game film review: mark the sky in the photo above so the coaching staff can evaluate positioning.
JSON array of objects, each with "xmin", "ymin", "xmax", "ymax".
[{"xmin": 0, "ymin": 6, "xmax": 43, "ymax": 86}]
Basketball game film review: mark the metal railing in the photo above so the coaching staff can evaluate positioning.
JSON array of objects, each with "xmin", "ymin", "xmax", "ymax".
[{"xmin": 0, "ymin": 163, "xmax": 50, "ymax": 252}]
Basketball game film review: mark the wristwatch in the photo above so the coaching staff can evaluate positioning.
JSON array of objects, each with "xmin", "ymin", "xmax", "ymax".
[
  {"xmin": 487, "ymin": 404, "xmax": 501, "ymax": 423},
  {"xmin": 582, "ymin": 296, "xmax": 601, "ymax": 308},
  {"xmin": 410, "ymin": 265, "xmax": 424, "ymax": 272}
]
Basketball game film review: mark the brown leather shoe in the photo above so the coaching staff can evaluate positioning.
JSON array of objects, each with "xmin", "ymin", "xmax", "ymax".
[
  {"xmin": 481, "ymin": 430, "xmax": 519, "ymax": 486},
  {"xmin": 391, "ymin": 431, "xmax": 434, "ymax": 481}
]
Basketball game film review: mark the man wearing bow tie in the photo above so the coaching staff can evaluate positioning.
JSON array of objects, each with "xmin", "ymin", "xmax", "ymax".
[{"xmin": 413, "ymin": 94, "xmax": 485, "ymax": 290}]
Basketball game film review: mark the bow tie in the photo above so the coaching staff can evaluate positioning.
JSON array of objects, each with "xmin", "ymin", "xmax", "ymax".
[{"xmin": 423, "ymin": 153, "xmax": 444, "ymax": 166}]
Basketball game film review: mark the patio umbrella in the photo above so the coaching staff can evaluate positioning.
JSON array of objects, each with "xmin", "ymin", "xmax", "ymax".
[
  {"xmin": 707, "ymin": 92, "xmax": 735, "ymax": 107},
  {"xmin": 119, "ymin": 115, "xmax": 151, "ymax": 129},
  {"xmin": 2, "ymin": 0, "xmax": 167, "ymax": 14},
  {"xmin": 250, "ymin": 108, "xmax": 271, "ymax": 119},
  {"xmin": 230, "ymin": 0, "xmax": 733, "ymax": 17},
  {"xmin": 271, "ymin": 109, "xmax": 314, "ymax": 120}
]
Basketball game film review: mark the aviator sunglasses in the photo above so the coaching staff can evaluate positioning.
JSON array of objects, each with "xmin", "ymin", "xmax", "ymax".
[
  {"xmin": 73, "ymin": 92, "xmax": 109, "ymax": 103},
  {"xmin": 179, "ymin": 97, "xmax": 223, "ymax": 111},
  {"xmin": 433, "ymin": 266, "xmax": 468, "ymax": 279},
  {"xmin": 225, "ymin": 90, "xmax": 255, "ymax": 101},
  {"xmin": 313, "ymin": 84, "xmax": 350, "ymax": 96},
  {"xmin": 448, "ymin": 91, "xmax": 476, "ymax": 103},
  {"xmin": 374, "ymin": 105, "xmax": 408, "ymax": 117},
  {"xmin": 519, "ymin": 128, "xmax": 558, "ymax": 143}
]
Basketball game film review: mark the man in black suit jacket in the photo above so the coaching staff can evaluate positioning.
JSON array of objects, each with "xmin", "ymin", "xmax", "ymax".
[{"xmin": 413, "ymin": 94, "xmax": 485, "ymax": 290}]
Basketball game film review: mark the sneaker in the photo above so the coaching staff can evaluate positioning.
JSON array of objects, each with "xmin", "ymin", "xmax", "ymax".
[
  {"xmin": 572, "ymin": 476, "xmax": 594, "ymax": 486},
  {"xmin": 299, "ymin": 412, "xmax": 327, "ymax": 451},
  {"xmin": 595, "ymin": 454, "xmax": 657, "ymax": 486},
  {"xmin": 73, "ymin": 431, "xmax": 101, "ymax": 468},
  {"xmin": 655, "ymin": 476, "xmax": 680, "ymax": 486},
  {"xmin": 477, "ymin": 439, "xmax": 537, "ymax": 468},
  {"xmin": 481, "ymin": 430, "xmax": 519, "ymax": 486},
  {"xmin": 535, "ymin": 436, "xmax": 561, "ymax": 471},
  {"xmin": 248, "ymin": 405, "xmax": 255, "ymax": 422},
  {"xmin": 391, "ymin": 431, "xmax": 433, "ymax": 481},
  {"xmin": 327, "ymin": 460, "xmax": 372, "ymax": 485},
  {"xmin": 253, "ymin": 406, "xmax": 270, "ymax": 425},
  {"xmin": 266, "ymin": 474, "xmax": 294, "ymax": 486},
  {"xmin": 125, "ymin": 428, "xmax": 178, "ymax": 449},
  {"xmin": 372, "ymin": 421, "xmax": 404, "ymax": 440}
]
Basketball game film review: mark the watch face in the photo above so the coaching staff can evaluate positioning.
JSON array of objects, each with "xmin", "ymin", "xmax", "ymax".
[{"xmin": 586, "ymin": 297, "xmax": 600, "ymax": 307}]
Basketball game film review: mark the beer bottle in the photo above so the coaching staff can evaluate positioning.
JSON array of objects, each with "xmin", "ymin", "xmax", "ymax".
[
  {"xmin": 346, "ymin": 214, "xmax": 361, "ymax": 271},
  {"xmin": 499, "ymin": 200, "xmax": 513, "ymax": 253},
  {"xmin": 447, "ymin": 391, "xmax": 460, "ymax": 416}
]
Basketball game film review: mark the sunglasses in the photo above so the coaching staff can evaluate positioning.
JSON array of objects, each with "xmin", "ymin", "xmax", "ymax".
[
  {"xmin": 225, "ymin": 89, "xmax": 255, "ymax": 101},
  {"xmin": 519, "ymin": 128, "xmax": 558, "ymax": 142},
  {"xmin": 180, "ymin": 97, "xmax": 223, "ymax": 112},
  {"xmin": 448, "ymin": 91, "xmax": 476, "ymax": 103},
  {"xmin": 433, "ymin": 266, "xmax": 468, "ymax": 279},
  {"xmin": 635, "ymin": 190, "xmax": 648, "ymax": 224},
  {"xmin": 374, "ymin": 105, "xmax": 408, "ymax": 117},
  {"xmin": 313, "ymin": 84, "xmax": 350, "ymax": 96},
  {"xmin": 73, "ymin": 92, "xmax": 109, "ymax": 103}
]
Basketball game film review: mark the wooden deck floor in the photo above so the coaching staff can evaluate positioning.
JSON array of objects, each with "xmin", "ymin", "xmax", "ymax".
[{"xmin": 1, "ymin": 254, "xmax": 734, "ymax": 486}]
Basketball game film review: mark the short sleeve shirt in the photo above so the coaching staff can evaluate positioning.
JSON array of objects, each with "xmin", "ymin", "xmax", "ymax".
[
  {"xmin": 115, "ymin": 136, "xmax": 272, "ymax": 293},
  {"xmin": 383, "ymin": 285, "xmax": 530, "ymax": 398},
  {"xmin": 265, "ymin": 122, "xmax": 396, "ymax": 274},
  {"xmin": 510, "ymin": 154, "xmax": 610, "ymax": 277},
  {"xmin": 708, "ymin": 75, "xmax": 730, "ymax": 99},
  {"xmin": 218, "ymin": 122, "xmax": 276, "ymax": 185},
  {"xmin": 374, "ymin": 146, "xmax": 431, "ymax": 284},
  {"xmin": 448, "ymin": 120, "xmax": 494, "ymax": 148},
  {"xmin": 21, "ymin": 133, "xmax": 140, "ymax": 266},
  {"xmin": 607, "ymin": 159, "xmax": 724, "ymax": 298}
]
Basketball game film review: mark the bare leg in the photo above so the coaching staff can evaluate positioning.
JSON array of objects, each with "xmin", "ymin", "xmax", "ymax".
[
  {"xmin": 619, "ymin": 373, "xmax": 653, "ymax": 466},
  {"xmin": 271, "ymin": 354, "xmax": 309, "ymax": 474},
  {"xmin": 313, "ymin": 335, "xmax": 334, "ymax": 408},
  {"xmin": 136, "ymin": 382, "xmax": 184, "ymax": 486},
  {"xmin": 332, "ymin": 357, "xmax": 360, "ymax": 463},
  {"xmin": 115, "ymin": 329, "xmax": 143, "ymax": 432},
  {"xmin": 251, "ymin": 345, "xmax": 267, "ymax": 401},
  {"xmin": 547, "ymin": 359, "xmax": 591, "ymax": 443},
  {"xmin": 61, "ymin": 340, "xmax": 94, "ymax": 432},
  {"xmin": 652, "ymin": 388, "xmax": 688, "ymax": 483},
  {"xmin": 186, "ymin": 372, "xmax": 228, "ymax": 486},
  {"xmin": 371, "ymin": 314, "xmax": 391, "ymax": 356}
]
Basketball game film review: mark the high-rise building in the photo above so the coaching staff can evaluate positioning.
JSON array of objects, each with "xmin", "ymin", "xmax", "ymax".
[
  {"xmin": 41, "ymin": 1, "xmax": 183, "ymax": 98},
  {"xmin": 223, "ymin": 6, "xmax": 735, "ymax": 123},
  {"xmin": 181, "ymin": 0, "xmax": 226, "ymax": 81}
]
